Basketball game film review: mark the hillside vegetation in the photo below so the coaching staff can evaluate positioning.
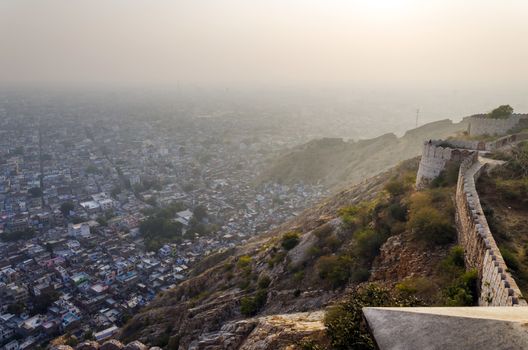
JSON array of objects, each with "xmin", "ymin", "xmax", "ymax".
[
  {"xmin": 259, "ymin": 119, "xmax": 467, "ymax": 189},
  {"xmin": 120, "ymin": 158, "xmax": 475, "ymax": 349}
]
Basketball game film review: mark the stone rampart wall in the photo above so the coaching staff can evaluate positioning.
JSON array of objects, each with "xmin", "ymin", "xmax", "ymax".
[
  {"xmin": 485, "ymin": 133, "xmax": 528, "ymax": 151},
  {"xmin": 468, "ymin": 114, "xmax": 528, "ymax": 137},
  {"xmin": 455, "ymin": 157, "xmax": 526, "ymax": 306}
]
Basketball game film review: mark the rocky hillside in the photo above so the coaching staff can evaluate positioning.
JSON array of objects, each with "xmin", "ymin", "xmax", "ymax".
[
  {"xmin": 258, "ymin": 119, "xmax": 468, "ymax": 189},
  {"xmin": 119, "ymin": 158, "xmax": 473, "ymax": 349}
]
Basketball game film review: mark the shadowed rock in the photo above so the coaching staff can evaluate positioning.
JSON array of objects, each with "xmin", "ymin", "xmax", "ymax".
[
  {"xmin": 100, "ymin": 340, "xmax": 125, "ymax": 350},
  {"xmin": 76, "ymin": 341, "xmax": 100, "ymax": 350},
  {"xmin": 123, "ymin": 341, "xmax": 148, "ymax": 350}
]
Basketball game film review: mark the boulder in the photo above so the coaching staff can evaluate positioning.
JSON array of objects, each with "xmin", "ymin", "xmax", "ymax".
[
  {"xmin": 51, "ymin": 346, "xmax": 74, "ymax": 350},
  {"xmin": 100, "ymin": 340, "xmax": 124, "ymax": 350},
  {"xmin": 76, "ymin": 341, "xmax": 100, "ymax": 350},
  {"xmin": 123, "ymin": 341, "xmax": 148, "ymax": 350}
]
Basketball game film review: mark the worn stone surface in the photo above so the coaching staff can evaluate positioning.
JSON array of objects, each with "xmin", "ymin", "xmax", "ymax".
[
  {"xmin": 364, "ymin": 307, "xmax": 528, "ymax": 350},
  {"xmin": 190, "ymin": 311, "xmax": 327, "ymax": 350},
  {"xmin": 123, "ymin": 341, "xmax": 148, "ymax": 350},
  {"xmin": 371, "ymin": 233, "xmax": 449, "ymax": 285},
  {"xmin": 100, "ymin": 340, "xmax": 125, "ymax": 350},
  {"xmin": 76, "ymin": 341, "xmax": 100, "ymax": 350},
  {"xmin": 51, "ymin": 346, "xmax": 74, "ymax": 350}
]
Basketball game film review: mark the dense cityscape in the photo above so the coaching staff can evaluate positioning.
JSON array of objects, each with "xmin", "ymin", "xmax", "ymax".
[{"xmin": 0, "ymin": 93, "xmax": 328, "ymax": 349}]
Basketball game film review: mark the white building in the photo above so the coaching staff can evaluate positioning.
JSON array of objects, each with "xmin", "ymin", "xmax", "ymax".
[
  {"xmin": 68, "ymin": 223, "xmax": 91, "ymax": 237},
  {"xmin": 80, "ymin": 200, "xmax": 100, "ymax": 214}
]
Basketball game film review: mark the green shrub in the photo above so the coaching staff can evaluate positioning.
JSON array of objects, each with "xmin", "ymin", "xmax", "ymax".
[
  {"xmin": 323, "ymin": 234, "xmax": 341, "ymax": 252},
  {"xmin": 298, "ymin": 340, "xmax": 324, "ymax": 350},
  {"xmin": 293, "ymin": 270, "xmax": 305, "ymax": 282},
  {"xmin": 267, "ymin": 251, "xmax": 286, "ymax": 267},
  {"xmin": 1, "ymin": 228, "xmax": 36, "ymax": 242},
  {"xmin": 408, "ymin": 207, "xmax": 456, "ymax": 245},
  {"xmin": 316, "ymin": 255, "xmax": 353, "ymax": 289},
  {"xmin": 258, "ymin": 275, "xmax": 271, "ymax": 289},
  {"xmin": 431, "ymin": 162, "xmax": 460, "ymax": 188},
  {"xmin": 500, "ymin": 247, "xmax": 520, "ymax": 271},
  {"xmin": 339, "ymin": 202, "xmax": 375, "ymax": 229},
  {"xmin": 388, "ymin": 202, "xmax": 407, "ymax": 222},
  {"xmin": 237, "ymin": 255, "xmax": 253, "ymax": 276},
  {"xmin": 238, "ymin": 278, "xmax": 251, "ymax": 290},
  {"xmin": 155, "ymin": 333, "xmax": 170, "ymax": 347},
  {"xmin": 281, "ymin": 231, "xmax": 300, "ymax": 250},
  {"xmin": 395, "ymin": 277, "xmax": 436, "ymax": 298},
  {"xmin": 324, "ymin": 284, "xmax": 421, "ymax": 350},
  {"xmin": 313, "ymin": 224, "xmax": 333, "ymax": 239},
  {"xmin": 353, "ymin": 229, "xmax": 387, "ymax": 265},
  {"xmin": 240, "ymin": 289, "xmax": 268, "ymax": 316},
  {"xmin": 495, "ymin": 179, "xmax": 528, "ymax": 206},
  {"xmin": 308, "ymin": 246, "xmax": 322, "ymax": 259},
  {"xmin": 350, "ymin": 268, "xmax": 370, "ymax": 283},
  {"xmin": 237, "ymin": 255, "xmax": 252, "ymax": 269},
  {"xmin": 443, "ymin": 269, "xmax": 478, "ymax": 306},
  {"xmin": 384, "ymin": 179, "xmax": 408, "ymax": 197},
  {"xmin": 440, "ymin": 246, "xmax": 466, "ymax": 272}
]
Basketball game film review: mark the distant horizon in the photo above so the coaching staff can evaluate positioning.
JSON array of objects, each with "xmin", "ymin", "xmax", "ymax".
[{"xmin": 2, "ymin": 0, "xmax": 528, "ymax": 89}]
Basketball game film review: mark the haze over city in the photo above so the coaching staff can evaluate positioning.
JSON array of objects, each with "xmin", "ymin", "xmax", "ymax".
[
  {"xmin": 1, "ymin": 0, "xmax": 528, "ymax": 89},
  {"xmin": 1, "ymin": 1, "xmax": 528, "ymax": 350}
]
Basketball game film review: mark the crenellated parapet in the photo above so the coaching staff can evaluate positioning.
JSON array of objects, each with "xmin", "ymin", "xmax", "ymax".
[
  {"xmin": 415, "ymin": 140, "xmax": 476, "ymax": 188},
  {"xmin": 415, "ymin": 130, "xmax": 528, "ymax": 306},
  {"xmin": 455, "ymin": 156, "xmax": 526, "ymax": 306},
  {"xmin": 416, "ymin": 133, "xmax": 528, "ymax": 189}
]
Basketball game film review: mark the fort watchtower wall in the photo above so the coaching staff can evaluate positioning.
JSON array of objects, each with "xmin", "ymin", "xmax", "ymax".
[{"xmin": 415, "ymin": 140, "xmax": 475, "ymax": 188}]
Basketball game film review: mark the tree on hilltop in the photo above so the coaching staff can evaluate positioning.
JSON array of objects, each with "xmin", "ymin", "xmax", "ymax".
[{"xmin": 488, "ymin": 105, "xmax": 513, "ymax": 119}]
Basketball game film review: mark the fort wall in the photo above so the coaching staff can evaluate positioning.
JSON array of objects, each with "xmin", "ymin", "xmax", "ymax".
[
  {"xmin": 415, "ymin": 140, "xmax": 475, "ymax": 188},
  {"xmin": 455, "ymin": 157, "xmax": 526, "ymax": 306},
  {"xmin": 468, "ymin": 114, "xmax": 528, "ymax": 137}
]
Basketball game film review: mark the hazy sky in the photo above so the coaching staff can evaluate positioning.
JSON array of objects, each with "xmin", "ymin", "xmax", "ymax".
[{"xmin": 1, "ymin": 0, "xmax": 528, "ymax": 88}]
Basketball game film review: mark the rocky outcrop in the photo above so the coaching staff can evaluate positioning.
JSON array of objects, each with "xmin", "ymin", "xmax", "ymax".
[
  {"xmin": 51, "ymin": 346, "xmax": 74, "ymax": 350},
  {"xmin": 123, "ymin": 341, "xmax": 149, "ymax": 350},
  {"xmin": 371, "ymin": 233, "xmax": 450, "ymax": 285},
  {"xmin": 76, "ymin": 341, "xmax": 100, "ymax": 350},
  {"xmin": 190, "ymin": 311, "xmax": 327, "ymax": 350},
  {"xmin": 100, "ymin": 340, "xmax": 125, "ymax": 350}
]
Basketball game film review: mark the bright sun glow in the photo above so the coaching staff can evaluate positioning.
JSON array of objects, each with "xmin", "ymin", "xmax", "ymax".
[{"xmin": 359, "ymin": 0, "xmax": 415, "ymax": 15}]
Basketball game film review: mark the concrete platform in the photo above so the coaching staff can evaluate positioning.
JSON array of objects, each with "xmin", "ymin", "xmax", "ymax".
[{"xmin": 363, "ymin": 307, "xmax": 528, "ymax": 350}]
